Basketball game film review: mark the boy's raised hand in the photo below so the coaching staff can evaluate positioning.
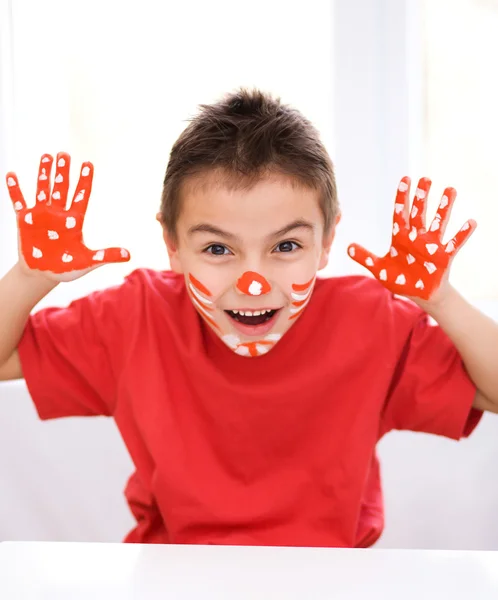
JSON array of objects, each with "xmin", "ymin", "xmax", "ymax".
[
  {"xmin": 347, "ymin": 176, "xmax": 477, "ymax": 302},
  {"xmin": 6, "ymin": 152, "xmax": 130, "ymax": 282}
]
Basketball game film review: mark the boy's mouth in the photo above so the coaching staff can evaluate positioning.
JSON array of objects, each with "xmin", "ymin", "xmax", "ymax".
[{"xmin": 225, "ymin": 308, "xmax": 281, "ymax": 336}]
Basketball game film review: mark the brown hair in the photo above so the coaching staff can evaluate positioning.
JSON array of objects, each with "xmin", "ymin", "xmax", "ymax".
[{"xmin": 160, "ymin": 88, "xmax": 338, "ymax": 241}]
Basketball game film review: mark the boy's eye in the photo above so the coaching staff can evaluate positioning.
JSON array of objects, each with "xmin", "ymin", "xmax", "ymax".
[
  {"xmin": 274, "ymin": 241, "xmax": 301, "ymax": 253},
  {"xmin": 205, "ymin": 244, "xmax": 231, "ymax": 256}
]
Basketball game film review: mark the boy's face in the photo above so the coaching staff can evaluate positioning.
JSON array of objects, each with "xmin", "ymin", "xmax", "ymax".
[{"xmin": 162, "ymin": 172, "xmax": 338, "ymax": 357}]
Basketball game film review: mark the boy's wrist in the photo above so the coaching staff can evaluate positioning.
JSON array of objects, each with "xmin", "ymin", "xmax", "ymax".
[{"xmin": 12, "ymin": 261, "xmax": 59, "ymax": 297}]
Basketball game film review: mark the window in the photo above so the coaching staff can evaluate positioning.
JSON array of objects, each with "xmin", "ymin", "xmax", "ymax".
[{"xmin": 422, "ymin": 0, "xmax": 498, "ymax": 302}]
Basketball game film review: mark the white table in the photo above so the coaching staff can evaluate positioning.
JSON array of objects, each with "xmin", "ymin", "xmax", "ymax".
[{"xmin": 1, "ymin": 542, "xmax": 498, "ymax": 599}]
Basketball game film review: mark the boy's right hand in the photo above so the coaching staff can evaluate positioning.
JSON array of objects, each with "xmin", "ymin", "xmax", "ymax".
[{"xmin": 6, "ymin": 152, "xmax": 131, "ymax": 282}]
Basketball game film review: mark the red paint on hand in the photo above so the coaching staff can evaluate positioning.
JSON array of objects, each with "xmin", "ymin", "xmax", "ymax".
[
  {"xmin": 347, "ymin": 176, "xmax": 477, "ymax": 300},
  {"xmin": 6, "ymin": 152, "xmax": 130, "ymax": 274},
  {"xmin": 236, "ymin": 271, "xmax": 271, "ymax": 296}
]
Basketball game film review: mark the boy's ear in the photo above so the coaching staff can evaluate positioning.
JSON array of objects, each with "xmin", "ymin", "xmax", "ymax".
[
  {"xmin": 318, "ymin": 212, "xmax": 341, "ymax": 270},
  {"xmin": 156, "ymin": 212, "xmax": 183, "ymax": 274}
]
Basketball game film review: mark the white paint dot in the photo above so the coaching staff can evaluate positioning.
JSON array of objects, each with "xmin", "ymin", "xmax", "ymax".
[
  {"xmin": 425, "ymin": 243, "xmax": 438, "ymax": 255},
  {"xmin": 41, "ymin": 157, "xmax": 51, "ymax": 163},
  {"xmin": 7, "ymin": 176, "xmax": 16, "ymax": 187},
  {"xmin": 62, "ymin": 253, "xmax": 73, "ymax": 263},
  {"xmin": 406, "ymin": 254, "xmax": 416, "ymax": 264},
  {"xmin": 93, "ymin": 250, "xmax": 105, "ymax": 261},
  {"xmin": 365, "ymin": 257, "xmax": 374, "ymax": 267},
  {"xmin": 48, "ymin": 230, "xmax": 59, "ymax": 240},
  {"xmin": 424, "ymin": 262, "xmax": 437, "ymax": 274},
  {"xmin": 120, "ymin": 248, "xmax": 129, "ymax": 258},
  {"xmin": 439, "ymin": 195, "xmax": 449, "ymax": 208},
  {"xmin": 430, "ymin": 220, "xmax": 440, "ymax": 232},
  {"xmin": 52, "ymin": 191, "xmax": 61, "ymax": 200},
  {"xmin": 37, "ymin": 191, "xmax": 47, "ymax": 201},
  {"xmin": 349, "ymin": 247, "xmax": 355, "ymax": 257},
  {"xmin": 32, "ymin": 247, "xmax": 43, "ymax": 258},
  {"xmin": 379, "ymin": 269, "xmax": 387, "ymax": 281},
  {"xmin": 81, "ymin": 166, "xmax": 90, "ymax": 176},
  {"xmin": 415, "ymin": 188, "xmax": 426, "ymax": 199},
  {"xmin": 392, "ymin": 222, "xmax": 400, "ymax": 236},
  {"xmin": 461, "ymin": 222, "xmax": 470, "ymax": 231},
  {"xmin": 415, "ymin": 279, "xmax": 425, "ymax": 290},
  {"xmin": 39, "ymin": 169, "xmax": 47, "ymax": 181},
  {"xmin": 24, "ymin": 212, "xmax": 33, "ymax": 224},
  {"xmin": 57, "ymin": 158, "xmax": 66, "ymax": 167},
  {"xmin": 395, "ymin": 274, "xmax": 406, "ymax": 285},
  {"xmin": 14, "ymin": 201, "xmax": 23, "ymax": 211},
  {"xmin": 248, "ymin": 281, "xmax": 263, "ymax": 296},
  {"xmin": 408, "ymin": 227, "xmax": 418, "ymax": 242},
  {"xmin": 398, "ymin": 182, "xmax": 408, "ymax": 192},
  {"xmin": 394, "ymin": 203, "xmax": 404, "ymax": 214},
  {"xmin": 65, "ymin": 216, "xmax": 76, "ymax": 229},
  {"xmin": 74, "ymin": 190, "xmax": 85, "ymax": 202},
  {"xmin": 411, "ymin": 206, "xmax": 418, "ymax": 218},
  {"xmin": 445, "ymin": 240, "xmax": 456, "ymax": 254},
  {"xmin": 55, "ymin": 174, "xmax": 63, "ymax": 183},
  {"xmin": 390, "ymin": 247, "xmax": 398, "ymax": 257}
]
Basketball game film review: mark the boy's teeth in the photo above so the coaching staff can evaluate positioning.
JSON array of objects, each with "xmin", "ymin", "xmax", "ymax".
[
  {"xmin": 233, "ymin": 310, "xmax": 239, "ymax": 314},
  {"xmin": 253, "ymin": 311, "xmax": 261, "ymax": 316}
]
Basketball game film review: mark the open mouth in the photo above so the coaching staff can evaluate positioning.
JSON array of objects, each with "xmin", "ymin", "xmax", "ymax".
[{"xmin": 225, "ymin": 308, "xmax": 279, "ymax": 326}]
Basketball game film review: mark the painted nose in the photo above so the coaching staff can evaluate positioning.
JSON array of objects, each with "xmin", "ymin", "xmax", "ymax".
[{"xmin": 236, "ymin": 271, "xmax": 272, "ymax": 296}]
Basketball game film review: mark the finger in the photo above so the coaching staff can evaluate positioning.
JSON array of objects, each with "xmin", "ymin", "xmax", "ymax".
[
  {"xmin": 347, "ymin": 243, "xmax": 379, "ymax": 273},
  {"xmin": 6, "ymin": 172, "xmax": 27, "ymax": 213},
  {"xmin": 428, "ymin": 186, "xmax": 456, "ymax": 239},
  {"xmin": 50, "ymin": 152, "xmax": 71, "ymax": 208},
  {"xmin": 444, "ymin": 219, "xmax": 477, "ymax": 257},
  {"xmin": 35, "ymin": 154, "xmax": 53, "ymax": 204},
  {"xmin": 409, "ymin": 177, "xmax": 431, "ymax": 231},
  {"xmin": 89, "ymin": 247, "xmax": 131, "ymax": 266},
  {"xmin": 69, "ymin": 161, "xmax": 94, "ymax": 218},
  {"xmin": 393, "ymin": 176, "xmax": 411, "ymax": 229}
]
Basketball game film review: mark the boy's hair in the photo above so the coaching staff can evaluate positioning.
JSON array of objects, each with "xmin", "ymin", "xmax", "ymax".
[{"xmin": 160, "ymin": 88, "xmax": 338, "ymax": 242}]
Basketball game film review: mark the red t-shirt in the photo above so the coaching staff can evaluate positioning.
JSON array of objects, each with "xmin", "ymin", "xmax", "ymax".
[{"xmin": 18, "ymin": 269, "xmax": 481, "ymax": 547}]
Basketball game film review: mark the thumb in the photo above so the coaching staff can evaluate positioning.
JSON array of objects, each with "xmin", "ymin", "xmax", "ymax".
[
  {"xmin": 90, "ymin": 247, "xmax": 131, "ymax": 265},
  {"xmin": 347, "ymin": 243, "xmax": 379, "ymax": 274}
]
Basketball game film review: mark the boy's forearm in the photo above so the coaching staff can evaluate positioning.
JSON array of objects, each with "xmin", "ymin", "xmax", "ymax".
[
  {"xmin": 419, "ymin": 285, "xmax": 498, "ymax": 406},
  {"xmin": 0, "ymin": 263, "xmax": 57, "ymax": 366}
]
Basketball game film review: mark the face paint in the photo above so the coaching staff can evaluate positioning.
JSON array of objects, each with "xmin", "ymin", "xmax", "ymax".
[
  {"xmin": 188, "ymin": 271, "xmax": 317, "ymax": 357},
  {"xmin": 236, "ymin": 271, "xmax": 271, "ymax": 296},
  {"xmin": 6, "ymin": 152, "xmax": 130, "ymax": 274},
  {"xmin": 289, "ymin": 277, "xmax": 316, "ymax": 320},
  {"xmin": 347, "ymin": 176, "xmax": 477, "ymax": 300},
  {"xmin": 188, "ymin": 274, "xmax": 220, "ymax": 331}
]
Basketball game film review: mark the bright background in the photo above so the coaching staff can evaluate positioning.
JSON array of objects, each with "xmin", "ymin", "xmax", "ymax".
[{"xmin": 0, "ymin": 0, "xmax": 497, "ymax": 548}]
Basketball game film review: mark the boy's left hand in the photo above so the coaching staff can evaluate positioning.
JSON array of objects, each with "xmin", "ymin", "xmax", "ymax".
[{"xmin": 347, "ymin": 176, "xmax": 477, "ymax": 304}]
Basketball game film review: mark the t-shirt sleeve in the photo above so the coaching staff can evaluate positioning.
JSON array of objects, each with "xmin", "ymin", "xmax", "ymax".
[
  {"xmin": 380, "ymin": 300, "xmax": 482, "ymax": 440},
  {"xmin": 18, "ymin": 279, "xmax": 130, "ymax": 420}
]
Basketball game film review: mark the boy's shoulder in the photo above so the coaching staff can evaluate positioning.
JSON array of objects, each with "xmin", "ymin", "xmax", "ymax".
[{"xmin": 313, "ymin": 274, "xmax": 424, "ymax": 326}]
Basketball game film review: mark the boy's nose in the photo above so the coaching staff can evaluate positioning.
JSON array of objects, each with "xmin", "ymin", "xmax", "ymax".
[{"xmin": 236, "ymin": 271, "xmax": 272, "ymax": 296}]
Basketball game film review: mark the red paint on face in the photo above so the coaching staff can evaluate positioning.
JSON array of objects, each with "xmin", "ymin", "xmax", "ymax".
[
  {"xmin": 189, "ymin": 273, "xmax": 213, "ymax": 297},
  {"xmin": 236, "ymin": 271, "xmax": 271, "ymax": 296},
  {"xmin": 292, "ymin": 277, "xmax": 315, "ymax": 292}
]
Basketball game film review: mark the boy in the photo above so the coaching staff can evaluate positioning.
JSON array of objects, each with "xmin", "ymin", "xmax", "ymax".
[{"xmin": 1, "ymin": 89, "xmax": 497, "ymax": 548}]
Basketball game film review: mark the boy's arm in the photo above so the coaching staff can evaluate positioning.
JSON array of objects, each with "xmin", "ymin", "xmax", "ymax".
[
  {"xmin": 0, "ymin": 263, "xmax": 57, "ymax": 381},
  {"xmin": 348, "ymin": 176, "xmax": 497, "ymax": 413},
  {"xmin": 416, "ymin": 286, "xmax": 498, "ymax": 413}
]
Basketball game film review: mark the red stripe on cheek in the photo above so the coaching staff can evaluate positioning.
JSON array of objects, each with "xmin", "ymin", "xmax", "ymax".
[
  {"xmin": 189, "ymin": 274, "xmax": 212, "ymax": 296},
  {"xmin": 292, "ymin": 277, "xmax": 314, "ymax": 292}
]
